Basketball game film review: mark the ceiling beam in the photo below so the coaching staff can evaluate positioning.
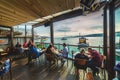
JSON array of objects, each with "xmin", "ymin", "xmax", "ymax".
[
  {"xmin": 0, "ymin": 25, "xmax": 11, "ymax": 28},
  {"xmin": 32, "ymin": 20, "xmax": 48, "ymax": 28},
  {"xmin": 52, "ymin": 9, "xmax": 83, "ymax": 22},
  {"xmin": 32, "ymin": 8, "xmax": 83, "ymax": 28}
]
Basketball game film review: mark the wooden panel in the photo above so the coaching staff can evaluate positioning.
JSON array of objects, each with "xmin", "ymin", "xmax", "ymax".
[
  {"xmin": 0, "ymin": 0, "xmax": 80, "ymax": 27},
  {"xmin": 0, "ymin": 21, "xmax": 16, "ymax": 27},
  {"xmin": 1, "ymin": 0, "xmax": 40, "ymax": 18}
]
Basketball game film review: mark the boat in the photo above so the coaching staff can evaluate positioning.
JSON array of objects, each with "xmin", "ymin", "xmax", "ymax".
[
  {"xmin": 78, "ymin": 36, "xmax": 89, "ymax": 48},
  {"xmin": 61, "ymin": 37, "xmax": 67, "ymax": 40}
]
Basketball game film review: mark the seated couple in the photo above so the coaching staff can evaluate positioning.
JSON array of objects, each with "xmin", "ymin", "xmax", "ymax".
[
  {"xmin": 74, "ymin": 48, "xmax": 102, "ymax": 76},
  {"xmin": 46, "ymin": 43, "xmax": 68, "ymax": 65}
]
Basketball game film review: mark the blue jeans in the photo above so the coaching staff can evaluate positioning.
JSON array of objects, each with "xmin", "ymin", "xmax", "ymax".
[{"xmin": 85, "ymin": 60, "xmax": 99, "ymax": 75}]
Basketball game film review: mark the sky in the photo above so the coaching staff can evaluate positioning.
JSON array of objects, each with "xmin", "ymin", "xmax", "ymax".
[
  {"xmin": 15, "ymin": 8, "xmax": 120, "ymax": 38},
  {"xmin": 34, "ymin": 9, "xmax": 103, "ymax": 37}
]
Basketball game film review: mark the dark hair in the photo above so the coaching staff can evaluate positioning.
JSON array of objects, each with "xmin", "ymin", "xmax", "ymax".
[
  {"xmin": 63, "ymin": 43, "xmax": 66, "ymax": 46},
  {"xmin": 80, "ymin": 48, "xmax": 85, "ymax": 53},
  {"xmin": 88, "ymin": 47, "xmax": 92, "ymax": 50}
]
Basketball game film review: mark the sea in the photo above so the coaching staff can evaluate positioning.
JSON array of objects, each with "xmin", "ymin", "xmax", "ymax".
[{"xmin": 35, "ymin": 36, "xmax": 120, "ymax": 64}]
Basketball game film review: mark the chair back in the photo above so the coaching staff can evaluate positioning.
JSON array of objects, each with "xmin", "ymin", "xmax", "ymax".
[
  {"xmin": 101, "ymin": 55, "xmax": 106, "ymax": 61},
  {"xmin": 77, "ymin": 59, "xmax": 87, "ymax": 66},
  {"xmin": 45, "ymin": 53, "xmax": 53, "ymax": 61},
  {"xmin": 101, "ymin": 55, "xmax": 106, "ymax": 68}
]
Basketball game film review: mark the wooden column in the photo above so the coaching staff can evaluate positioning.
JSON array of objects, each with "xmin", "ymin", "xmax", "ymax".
[
  {"xmin": 10, "ymin": 27, "xmax": 14, "ymax": 47},
  {"xmin": 25, "ymin": 25, "xmax": 27, "ymax": 42},
  {"xmin": 103, "ymin": 4, "xmax": 108, "ymax": 70},
  {"xmin": 50, "ymin": 21, "xmax": 54, "ymax": 45},
  {"xmin": 108, "ymin": 0, "xmax": 115, "ymax": 80},
  {"xmin": 32, "ymin": 27, "xmax": 34, "ymax": 42}
]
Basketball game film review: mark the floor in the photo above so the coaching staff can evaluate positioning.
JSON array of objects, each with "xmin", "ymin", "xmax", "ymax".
[{"xmin": 1, "ymin": 54, "xmax": 108, "ymax": 80}]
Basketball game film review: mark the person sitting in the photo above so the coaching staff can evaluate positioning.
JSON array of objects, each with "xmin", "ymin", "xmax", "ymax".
[
  {"xmin": 60, "ymin": 43, "xmax": 68, "ymax": 64},
  {"xmin": 113, "ymin": 63, "xmax": 120, "ymax": 80},
  {"xmin": 15, "ymin": 42, "xmax": 21, "ymax": 48},
  {"xmin": 85, "ymin": 48, "xmax": 102, "ymax": 76},
  {"xmin": 46, "ymin": 44, "xmax": 56, "ymax": 64},
  {"xmin": 27, "ymin": 39, "xmax": 40, "ymax": 64},
  {"xmin": 74, "ymin": 48, "xmax": 89, "ymax": 74},
  {"xmin": 23, "ymin": 41, "xmax": 28, "ymax": 48},
  {"xmin": 0, "ymin": 55, "xmax": 10, "ymax": 76}
]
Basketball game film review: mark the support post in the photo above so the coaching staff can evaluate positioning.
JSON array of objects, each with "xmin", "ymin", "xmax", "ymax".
[
  {"xmin": 108, "ymin": 0, "xmax": 115, "ymax": 80},
  {"xmin": 32, "ymin": 27, "xmax": 34, "ymax": 42},
  {"xmin": 103, "ymin": 4, "xmax": 108, "ymax": 70},
  {"xmin": 10, "ymin": 27, "xmax": 14, "ymax": 47},
  {"xmin": 25, "ymin": 25, "xmax": 27, "ymax": 42},
  {"xmin": 50, "ymin": 21, "xmax": 54, "ymax": 45}
]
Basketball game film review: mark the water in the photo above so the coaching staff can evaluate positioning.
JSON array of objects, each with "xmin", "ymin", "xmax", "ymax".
[
  {"xmin": 35, "ymin": 36, "xmax": 120, "ymax": 63},
  {"xmin": 44, "ymin": 37, "xmax": 103, "ymax": 46}
]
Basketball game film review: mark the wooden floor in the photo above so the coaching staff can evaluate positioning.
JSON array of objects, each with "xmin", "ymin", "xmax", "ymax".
[{"xmin": 6, "ymin": 55, "xmax": 108, "ymax": 80}]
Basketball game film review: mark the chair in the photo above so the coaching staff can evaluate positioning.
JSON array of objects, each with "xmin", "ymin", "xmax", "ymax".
[
  {"xmin": 74, "ymin": 59, "xmax": 87, "ymax": 80},
  {"xmin": 94, "ymin": 55, "xmax": 106, "ymax": 79},
  {"xmin": 99, "ymin": 55, "xmax": 106, "ymax": 79},
  {"xmin": 45, "ymin": 53, "xmax": 55, "ymax": 66}
]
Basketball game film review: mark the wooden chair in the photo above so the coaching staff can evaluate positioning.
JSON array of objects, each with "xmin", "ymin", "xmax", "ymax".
[
  {"xmin": 99, "ymin": 55, "xmax": 106, "ymax": 79},
  {"xmin": 75, "ymin": 59, "xmax": 87, "ymax": 80},
  {"xmin": 94, "ymin": 55, "xmax": 106, "ymax": 79},
  {"xmin": 45, "ymin": 53, "xmax": 56, "ymax": 66},
  {"xmin": 76, "ymin": 59, "xmax": 87, "ymax": 66}
]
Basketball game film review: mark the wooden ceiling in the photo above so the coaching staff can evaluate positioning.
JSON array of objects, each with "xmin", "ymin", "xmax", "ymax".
[{"xmin": 0, "ymin": 0, "xmax": 80, "ymax": 27}]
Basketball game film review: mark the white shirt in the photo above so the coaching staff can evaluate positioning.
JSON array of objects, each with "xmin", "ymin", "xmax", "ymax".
[{"xmin": 62, "ymin": 46, "xmax": 68, "ymax": 57}]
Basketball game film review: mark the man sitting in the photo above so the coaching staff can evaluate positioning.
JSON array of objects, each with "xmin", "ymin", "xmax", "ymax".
[{"xmin": 86, "ymin": 48, "xmax": 102, "ymax": 76}]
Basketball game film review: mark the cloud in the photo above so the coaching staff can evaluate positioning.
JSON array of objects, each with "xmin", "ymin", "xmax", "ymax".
[
  {"xmin": 33, "ymin": 9, "xmax": 120, "ymax": 37},
  {"xmin": 56, "ymin": 27, "xmax": 71, "ymax": 32},
  {"xmin": 89, "ymin": 25, "xmax": 103, "ymax": 30}
]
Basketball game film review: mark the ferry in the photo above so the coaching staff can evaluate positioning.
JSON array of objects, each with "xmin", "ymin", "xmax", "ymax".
[{"xmin": 78, "ymin": 36, "xmax": 89, "ymax": 48}]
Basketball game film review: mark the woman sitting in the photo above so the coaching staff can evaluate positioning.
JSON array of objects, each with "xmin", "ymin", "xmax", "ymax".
[
  {"xmin": 74, "ymin": 49, "xmax": 89, "ymax": 73},
  {"xmin": 46, "ymin": 44, "xmax": 56, "ymax": 64},
  {"xmin": 27, "ymin": 39, "xmax": 40, "ymax": 64}
]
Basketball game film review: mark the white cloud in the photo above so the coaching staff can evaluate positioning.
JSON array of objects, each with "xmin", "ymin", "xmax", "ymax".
[{"xmin": 54, "ymin": 10, "xmax": 103, "ymax": 36}]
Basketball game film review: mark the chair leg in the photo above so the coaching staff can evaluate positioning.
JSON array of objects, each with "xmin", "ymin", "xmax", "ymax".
[
  {"xmin": 83, "ymin": 70, "xmax": 85, "ymax": 80},
  {"xmin": 75, "ymin": 68, "xmax": 79, "ymax": 80},
  {"xmin": 1, "ymin": 76, "xmax": 3, "ymax": 80}
]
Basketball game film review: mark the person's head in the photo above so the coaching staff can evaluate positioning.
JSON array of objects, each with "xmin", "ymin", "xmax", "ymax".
[
  {"xmin": 63, "ymin": 43, "xmax": 66, "ymax": 47},
  {"xmin": 114, "ymin": 63, "xmax": 120, "ymax": 79},
  {"xmin": 49, "ymin": 43, "xmax": 53, "ymax": 46},
  {"xmin": 17, "ymin": 42, "xmax": 19, "ymax": 44},
  {"xmin": 29, "ymin": 39, "xmax": 33, "ymax": 43},
  {"xmin": 80, "ymin": 48, "xmax": 85, "ymax": 54},
  {"xmin": 88, "ymin": 48, "xmax": 93, "ymax": 54},
  {"xmin": 1, "ymin": 54, "xmax": 8, "ymax": 61},
  {"xmin": 48, "ymin": 43, "xmax": 53, "ymax": 49}
]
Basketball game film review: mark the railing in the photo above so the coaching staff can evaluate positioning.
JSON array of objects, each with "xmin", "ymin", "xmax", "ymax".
[{"xmin": 36, "ymin": 42, "xmax": 104, "ymax": 59}]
